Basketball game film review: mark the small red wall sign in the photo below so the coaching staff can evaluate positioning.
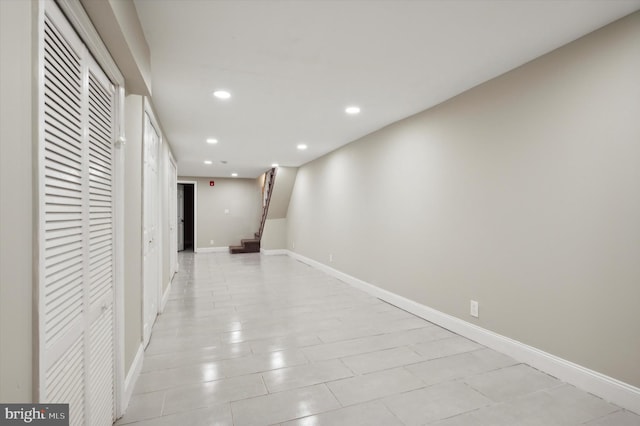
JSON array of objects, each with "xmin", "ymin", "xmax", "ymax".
[{"xmin": 209, "ymin": 181, "xmax": 215, "ymax": 187}]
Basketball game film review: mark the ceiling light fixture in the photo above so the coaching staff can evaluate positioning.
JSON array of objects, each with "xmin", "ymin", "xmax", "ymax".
[
  {"xmin": 271, "ymin": 163, "xmax": 279, "ymax": 168},
  {"xmin": 345, "ymin": 106, "xmax": 361, "ymax": 115},
  {"xmin": 204, "ymin": 160, "xmax": 212, "ymax": 165},
  {"xmin": 297, "ymin": 144, "xmax": 308, "ymax": 150},
  {"xmin": 206, "ymin": 138, "xmax": 218, "ymax": 144},
  {"xmin": 213, "ymin": 90, "xmax": 231, "ymax": 99},
  {"xmin": 231, "ymin": 173, "xmax": 238, "ymax": 177}
]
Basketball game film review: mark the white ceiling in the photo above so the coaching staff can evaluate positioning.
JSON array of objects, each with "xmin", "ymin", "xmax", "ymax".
[{"xmin": 133, "ymin": 0, "xmax": 639, "ymax": 178}]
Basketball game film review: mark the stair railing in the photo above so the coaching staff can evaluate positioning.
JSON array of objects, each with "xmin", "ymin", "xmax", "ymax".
[{"xmin": 257, "ymin": 167, "xmax": 277, "ymax": 240}]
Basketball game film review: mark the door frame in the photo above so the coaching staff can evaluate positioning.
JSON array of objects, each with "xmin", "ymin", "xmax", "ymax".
[
  {"xmin": 168, "ymin": 153, "xmax": 178, "ymax": 278},
  {"xmin": 177, "ymin": 180, "xmax": 198, "ymax": 252},
  {"xmin": 142, "ymin": 98, "xmax": 162, "ymax": 348},
  {"xmin": 36, "ymin": 0, "xmax": 127, "ymax": 419}
]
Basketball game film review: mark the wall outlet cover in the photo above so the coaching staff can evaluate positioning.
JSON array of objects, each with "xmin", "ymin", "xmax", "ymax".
[{"xmin": 470, "ymin": 300, "xmax": 479, "ymax": 318}]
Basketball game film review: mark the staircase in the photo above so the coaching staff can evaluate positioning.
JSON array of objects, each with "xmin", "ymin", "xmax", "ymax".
[{"xmin": 229, "ymin": 167, "xmax": 277, "ymax": 254}]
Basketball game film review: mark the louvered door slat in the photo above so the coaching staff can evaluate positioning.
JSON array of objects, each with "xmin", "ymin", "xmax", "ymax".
[
  {"xmin": 88, "ymin": 109, "xmax": 112, "ymax": 139},
  {"xmin": 44, "ymin": 120, "xmax": 83, "ymax": 155},
  {"xmin": 43, "ymin": 20, "xmax": 81, "ymax": 69},
  {"xmin": 89, "ymin": 159, "xmax": 111, "ymax": 176},
  {"xmin": 89, "ymin": 306, "xmax": 114, "ymax": 426},
  {"xmin": 45, "ymin": 231, "xmax": 83, "ymax": 249},
  {"xmin": 44, "ymin": 239, "xmax": 82, "ymax": 260},
  {"xmin": 46, "ymin": 335, "xmax": 84, "ymax": 426}
]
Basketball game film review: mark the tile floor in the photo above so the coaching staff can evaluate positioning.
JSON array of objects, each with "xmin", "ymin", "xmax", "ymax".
[{"xmin": 116, "ymin": 252, "xmax": 639, "ymax": 426}]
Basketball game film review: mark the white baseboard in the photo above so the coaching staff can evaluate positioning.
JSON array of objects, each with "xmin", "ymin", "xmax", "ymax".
[
  {"xmin": 121, "ymin": 343, "xmax": 144, "ymax": 415},
  {"xmin": 261, "ymin": 248, "xmax": 288, "ymax": 255},
  {"xmin": 159, "ymin": 278, "xmax": 173, "ymax": 313},
  {"xmin": 286, "ymin": 250, "xmax": 640, "ymax": 415},
  {"xmin": 195, "ymin": 246, "xmax": 229, "ymax": 253}
]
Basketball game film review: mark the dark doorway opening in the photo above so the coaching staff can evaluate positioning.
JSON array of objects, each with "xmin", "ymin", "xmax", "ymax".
[{"xmin": 178, "ymin": 183, "xmax": 195, "ymax": 252}]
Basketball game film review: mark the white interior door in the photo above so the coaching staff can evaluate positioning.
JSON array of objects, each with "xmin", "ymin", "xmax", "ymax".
[
  {"xmin": 86, "ymin": 54, "xmax": 116, "ymax": 426},
  {"xmin": 143, "ymin": 113, "xmax": 160, "ymax": 347},
  {"xmin": 39, "ymin": 2, "xmax": 116, "ymax": 424},
  {"xmin": 169, "ymin": 159, "xmax": 178, "ymax": 276},
  {"xmin": 177, "ymin": 184, "xmax": 185, "ymax": 251}
]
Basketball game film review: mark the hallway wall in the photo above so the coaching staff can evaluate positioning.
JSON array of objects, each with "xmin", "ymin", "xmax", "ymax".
[
  {"xmin": 267, "ymin": 167, "xmax": 298, "ymax": 219},
  {"xmin": 0, "ymin": 0, "xmax": 34, "ymax": 402},
  {"xmin": 261, "ymin": 167, "xmax": 298, "ymax": 250},
  {"xmin": 0, "ymin": 0, "xmax": 175, "ymax": 408},
  {"xmin": 287, "ymin": 12, "xmax": 640, "ymax": 387},
  {"xmin": 179, "ymin": 176, "xmax": 262, "ymax": 250},
  {"xmin": 124, "ymin": 96, "xmax": 177, "ymax": 377},
  {"xmin": 123, "ymin": 95, "xmax": 144, "ymax": 374}
]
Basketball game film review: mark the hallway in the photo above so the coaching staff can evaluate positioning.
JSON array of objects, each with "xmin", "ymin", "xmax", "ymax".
[{"xmin": 117, "ymin": 252, "xmax": 638, "ymax": 425}]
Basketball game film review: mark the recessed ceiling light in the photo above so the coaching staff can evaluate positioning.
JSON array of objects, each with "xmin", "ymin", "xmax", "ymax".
[
  {"xmin": 213, "ymin": 90, "xmax": 231, "ymax": 99},
  {"xmin": 297, "ymin": 144, "xmax": 308, "ymax": 150},
  {"xmin": 231, "ymin": 172, "xmax": 238, "ymax": 177},
  {"xmin": 204, "ymin": 160, "xmax": 212, "ymax": 165},
  {"xmin": 206, "ymin": 138, "xmax": 218, "ymax": 144},
  {"xmin": 271, "ymin": 163, "xmax": 279, "ymax": 168},
  {"xmin": 345, "ymin": 106, "xmax": 361, "ymax": 115}
]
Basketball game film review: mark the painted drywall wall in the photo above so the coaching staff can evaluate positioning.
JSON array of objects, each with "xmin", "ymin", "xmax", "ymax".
[
  {"xmin": 179, "ymin": 177, "xmax": 261, "ymax": 249},
  {"xmin": 123, "ymin": 95, "xmax": 144, "ymax": 373},
  {"xmin": 260, "ymin": 167, "xmax": 298, "ymax": 250},
  {"xmin": 0, "ymin": 0, "xmax": 34, "ymax": 402},
  {"xmin": 262, "ymin": 219, "xmax": 287, "ymax": 250},
  {"xmin": 267, "ymin": 167, "xmax": 298, "ymax": 219},
  {"xmin": 80, "ymin": 0, "xmax": 151, "ymax": 95},
  {"xmin": 287, "ymin": 12, "xmax": 640, "ymax": 387}
]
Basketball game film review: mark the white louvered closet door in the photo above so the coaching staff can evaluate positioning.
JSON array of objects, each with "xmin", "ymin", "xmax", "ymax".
[
  {"xmin": 86, "ymin": 53, "xmax": 116, "ymax": 426},
  {"xmin": 40, "ymin": 2, "xmax": 115, "ymax": 426}
]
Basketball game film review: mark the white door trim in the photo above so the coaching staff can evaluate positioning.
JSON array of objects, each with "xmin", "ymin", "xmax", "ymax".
[
  {"xmin": 142, "ymin": 100, "xmax": 161, "ymax": 348},
  {"xmin": 112, "ymin": 87, "xmax": 126, "ymax": 417},
  {"xmin": 168, "ymin": 153, "xmax": 178, "ymax": 277}
]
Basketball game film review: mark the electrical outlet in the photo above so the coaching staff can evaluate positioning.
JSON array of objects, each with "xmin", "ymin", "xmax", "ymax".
[
  {"xmin": 210, "ymin": 240, "xmax": 214, "ymax": 245},
  {"xmin": 292, "ymin": 241, "xmax": 295, "ymax": 249},
  {"xmin": 470, "ymin": 300, "xmax": 479, "ymax": 318},
  {"xmin": 329, "ymin": 253, "xmax": 333, "ymax": 262}
]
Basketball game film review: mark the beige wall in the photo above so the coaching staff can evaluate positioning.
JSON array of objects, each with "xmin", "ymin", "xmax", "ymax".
[
  {"xmin": 261, "ymin": 167, "xmax": 298, "ymax": 250},
  {"xmin": 123, "ymin": 95, "xmax": 144, "ymax": 373},
  {"xmin": 0, "ymin": 0, "xmax": 169, "ymax": 405},
  {"xmin": 179, "ymin": 177, "xmax": 261, "ymax": 249},
  {"xmin": 287, "ymin": 12, "xmax": 640, "ymax": 387},
  {"xmin": 262, "ymin": 219, "xmax": 287, "ymax": 250},
  {"xmin": 267, "ymin": 167, "xmax": 298, "ymax": 219},
  {"xmin": 0, "ymin": 0, "xmax": 35, "ymax": 402},
  {"xmin": 80, "ymin": 0, "xmax": 151, "ymax": 95}
]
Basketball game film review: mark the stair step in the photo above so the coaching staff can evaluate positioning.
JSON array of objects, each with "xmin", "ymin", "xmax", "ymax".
[
  {"xmin": 230, "ymin": 237, "xmax": 261, "ymax": 254},
  {"xmin": 229, "ymin": 245, "xmax": 260, "ymax": 254}
]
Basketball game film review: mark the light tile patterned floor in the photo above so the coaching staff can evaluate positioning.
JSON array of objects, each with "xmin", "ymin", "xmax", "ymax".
[{"xmin": 116, "ymin": 252, "xmax": 639, "ymax": 425}]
